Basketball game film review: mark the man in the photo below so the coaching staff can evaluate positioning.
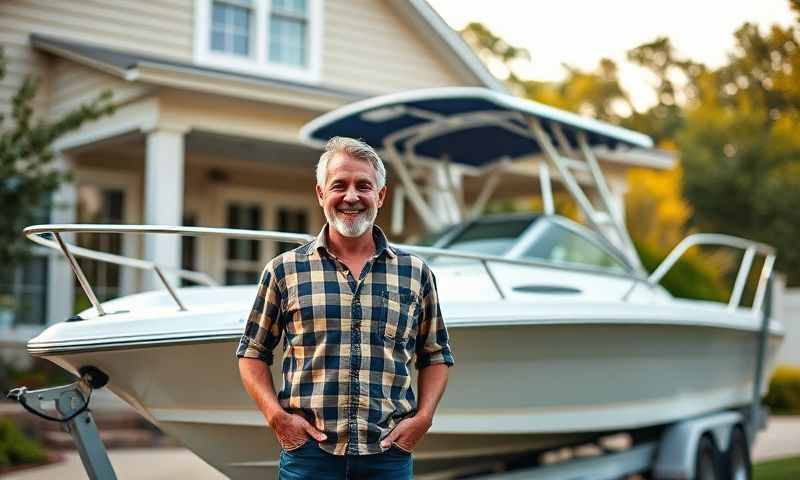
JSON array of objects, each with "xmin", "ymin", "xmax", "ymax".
[{"xmin": 236, "ymin": 136, "xmax": 454, "ymax": 479}]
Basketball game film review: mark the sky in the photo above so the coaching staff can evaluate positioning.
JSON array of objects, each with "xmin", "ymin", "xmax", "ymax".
[{"xmin": 427, "ymin": 0, "xmax": 796, "ymax": 110}]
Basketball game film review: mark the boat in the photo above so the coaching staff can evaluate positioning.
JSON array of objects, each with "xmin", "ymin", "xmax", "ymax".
[{"xmin": 20, "ymin": 88, "xmax": 784, "ymax": 478}]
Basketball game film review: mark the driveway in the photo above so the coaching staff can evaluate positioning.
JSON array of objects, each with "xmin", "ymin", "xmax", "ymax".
[
  {"xmin": 752, "ymin": 415, "xmax": 800, "ymax": 461},
  {"xmin": 2, "ymin": 448, "xmax": 226, "ymax": 480},
  {"xmin": 4, "ymin": 416, "xmax": 798, "ymax": 479}
]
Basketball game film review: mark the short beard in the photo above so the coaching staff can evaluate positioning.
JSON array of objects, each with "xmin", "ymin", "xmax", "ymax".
[{"xmin": 325, "ymin": 204, "xmax": 377, "ymax": 238}]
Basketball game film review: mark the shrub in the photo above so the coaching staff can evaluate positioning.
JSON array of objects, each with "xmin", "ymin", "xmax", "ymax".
[
  {"xmin": 0, "ymin": 418, "xmax": 47, "ymax": 467},
  {"xmin": 764, "ymin": 365, "xmax": 800, "ymax": 415},
  {"xmin": 636, "ymin": 240, "xmax": 728, "ymax": 302}
]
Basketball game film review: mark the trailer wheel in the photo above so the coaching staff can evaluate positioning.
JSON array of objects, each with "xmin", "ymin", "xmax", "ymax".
[
  {"xmin": 724, "ymin": 428, "xmax": 751, "ymax": 480},
  {"xmin": 695, "ymin": 435, "xmax": 722, "ymax": 480}
]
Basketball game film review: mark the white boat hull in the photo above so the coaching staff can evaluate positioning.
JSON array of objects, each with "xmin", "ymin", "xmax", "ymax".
[{"xmin": 32, "ymin": 295, "xmax": 783, "ymax": 478}]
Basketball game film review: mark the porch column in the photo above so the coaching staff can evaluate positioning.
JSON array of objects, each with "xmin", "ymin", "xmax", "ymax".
[
  {"xmin": 47, "ymin": 152, "xmax": 76, "ymax": 324},
  {"xmin": 143, "ymin": 126, "xmax": 188, "ymax": 291}
]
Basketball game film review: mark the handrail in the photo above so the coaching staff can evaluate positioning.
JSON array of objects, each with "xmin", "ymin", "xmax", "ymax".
[
  {"xmin": 25, "ymin": 224, "xmax": 657, "ymax": 318},
  {"xmin": 24, "ymin": 224, "xmax": 315, "ymax": 316},
  {"xmin": 29, "ymin": 224, "xmax": 776, "ymax": 319},
  {"xmin": 648, "ymin": 233, "xmax": 776, "ymax": 315}
]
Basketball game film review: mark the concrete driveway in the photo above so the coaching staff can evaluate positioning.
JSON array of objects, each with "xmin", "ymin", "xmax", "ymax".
[
  {"xmin": 2, "ymin": 448, "xmax": 226, "ymax": 480},
  {"xmin": 752, "ymin": 415, "xmax": 800, "ymax": 461}
]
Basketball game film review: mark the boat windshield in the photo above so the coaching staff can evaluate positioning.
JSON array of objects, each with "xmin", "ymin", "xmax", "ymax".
[{"xmin": 425, "ymin": 216, "xmax": 536, "ymax": 259}]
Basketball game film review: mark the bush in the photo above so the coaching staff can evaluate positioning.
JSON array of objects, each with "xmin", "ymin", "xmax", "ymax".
[
  {"xmin": 764, "ymin": 365, "xmax": 800, "ymax": 415},
  {"xmin": 636, "ymin": 241, "xmax": 728, "ymax": 302},
  {"xmin": 0, "ymin": 418, "xmax": 47, "ymax": 467}
]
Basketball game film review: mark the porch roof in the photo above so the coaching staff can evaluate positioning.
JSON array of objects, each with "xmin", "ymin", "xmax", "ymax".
[{"xmin": 30, "ymin": 34, "xmax": 368, "ymax": 103}]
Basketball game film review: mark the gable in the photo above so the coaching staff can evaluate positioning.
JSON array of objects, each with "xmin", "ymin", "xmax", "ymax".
[{"xmin": 322, "ymin": 0, "xmax": 485, "ymax": 94}]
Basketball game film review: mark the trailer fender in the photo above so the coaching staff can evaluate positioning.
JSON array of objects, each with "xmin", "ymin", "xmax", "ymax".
[{"xmin": 652, "ymin": 411, "xmax": 743, "ymax": 479}]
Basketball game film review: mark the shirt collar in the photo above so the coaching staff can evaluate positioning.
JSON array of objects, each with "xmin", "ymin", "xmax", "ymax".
[{"xmin": 308, "ymin": 223, "xmax": 396, "ymax": 260}]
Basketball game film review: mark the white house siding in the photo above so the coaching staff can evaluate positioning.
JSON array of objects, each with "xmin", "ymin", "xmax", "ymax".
[
  {"xmin": 0, "ymin": 0, "xmax": 191, "ymax": 127},
  {"xmin": 323, "ymin": 0, "xmax": 468, "ymax": 93},
  {"xmin": 48, "ymin": 59, "xmax": 152, "ymax": 120},
  {"xmin": 1, "ymin": 0, "xmax": 476, "ymax": 128},
  {"xmin": 158, "ymin": 89, "xmax": 316, "ymax": 145}
]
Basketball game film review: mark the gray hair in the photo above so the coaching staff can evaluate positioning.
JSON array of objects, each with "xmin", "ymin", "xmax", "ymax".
[{"xmin": 316, "ymin": 137, "xmax": 386, "ymax": 189}]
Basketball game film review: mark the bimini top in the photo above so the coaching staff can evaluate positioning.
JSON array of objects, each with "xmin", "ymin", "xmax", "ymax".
[{"xmin": 299, "ymin": 87, "xmax": 653, "ymax": 167}]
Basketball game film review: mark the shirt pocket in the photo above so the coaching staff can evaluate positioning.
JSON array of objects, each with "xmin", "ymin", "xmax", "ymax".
[
  {"xmin": 283, "ymin": 291, "xmax": 316, "ymax": 338},
  {"xmin": 381, "ymin": 290, "xmax": 419, "ymax": 343}
]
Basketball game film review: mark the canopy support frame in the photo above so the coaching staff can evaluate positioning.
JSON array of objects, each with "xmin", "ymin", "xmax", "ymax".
[{"xmin": 529, "ymin": 117, "xmax": 645, "ymax": 274}]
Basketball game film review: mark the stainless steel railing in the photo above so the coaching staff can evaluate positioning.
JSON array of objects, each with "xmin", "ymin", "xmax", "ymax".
[
  {"xmin": 648, "ymin": 233, "xmax": 776, "ymax": 315},
  {"xmin": 25, "ymin": 224, "xmax": 776, "ymax": 319},
  {"xmin": 25, "ymin": 223, "xmax": 656, "ymax": 317},
  {"xmin": 24, "ymin": 224, "xmax": 314, "ymax": 316}
]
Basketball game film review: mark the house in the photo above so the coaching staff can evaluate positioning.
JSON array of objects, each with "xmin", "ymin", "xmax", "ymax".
[{"xmin": 0, "ymin": 0, "xmax": 672, "ymax": 353}]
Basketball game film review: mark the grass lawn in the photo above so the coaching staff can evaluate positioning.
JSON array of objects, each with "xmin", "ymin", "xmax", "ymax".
[{"xmin": 754, "ymin": 456, "xmax": 800, "ymax": 480}]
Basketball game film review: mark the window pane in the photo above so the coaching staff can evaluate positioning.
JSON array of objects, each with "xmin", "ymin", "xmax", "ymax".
[
  {"xmin": 211, "ymin": 31, "xmax": 226, "ymax": 52},
  {"xmin": 0, "ymin": 257, "xmax": 49, "ymax": 326},
  {"xmin": 233, "ymin": 7, "xmax": 249, "ymax": 28},
  {"xmin": 273, "ymin": 0, "xmax": 307, "ymax": 15},
  {"xmin": 269, "ymin": 16, "xmax": 307, "ymax": 67},
  {"xmin": 225, "ymin": 269, "xmax": 260, "ymax": 286},
  {"xmin": 212, "ymin": 4, "xmax": 226, "ymax": 23},
  {"xmin": 276, "ymin": 207, "xmax": 309, "ymax": 255},
  {"xmin": 211, "ymin": 1, "xmax": 251, "ymax": 56},
  {"xmin": 76, "ymin": 185, "xmax": 126, "ymax": 303},
  {"xmin": 225, "ymin": 202, "xmax": 262, "ymax": 281},
  {"xmin": 233, "ymin": 33, "xmax": 249, "ymax": 55}
]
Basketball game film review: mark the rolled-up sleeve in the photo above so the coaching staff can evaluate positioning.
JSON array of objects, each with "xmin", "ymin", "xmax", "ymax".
[
  {"xmin": 235, "ymin": 260, "xmax": 283, "ymax": 365},
  {"xmin": 415, "ymin": 265, "xmax": 455, "ymax": 369}
]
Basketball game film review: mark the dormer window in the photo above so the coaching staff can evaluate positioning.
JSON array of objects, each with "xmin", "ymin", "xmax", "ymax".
[
  {"xmin": 269, "ymin": 0, "xmax": 308, "ymax": 67},
  {"xmin": 211, "ymin": 0, "xmax": 253, "ymax": 56},
  {"xmin": 195, "ymin": 0, "xmax": 321, "ymax": 83}
]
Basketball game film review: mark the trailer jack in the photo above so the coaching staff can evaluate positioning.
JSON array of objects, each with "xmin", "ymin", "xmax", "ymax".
[{"xmin": 7, "ymin": 366, "xmax": 117, "ymax": 480}]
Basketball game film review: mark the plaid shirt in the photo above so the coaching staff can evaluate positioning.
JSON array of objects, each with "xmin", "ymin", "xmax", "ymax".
[{"xmin": 236, "ymin": 225, "xmax": 454, "ymax": 455}]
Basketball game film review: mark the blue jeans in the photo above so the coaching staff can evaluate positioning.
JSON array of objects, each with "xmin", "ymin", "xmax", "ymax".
[{"xmin": 278, "ymin": 439, "xmax": 412, "ymax": 480}]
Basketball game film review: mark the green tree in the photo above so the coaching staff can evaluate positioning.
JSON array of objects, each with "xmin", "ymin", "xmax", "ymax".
[
  {"xmin": 459, "ymin": 21, "xmax": 531, "ymax": 88},
  {"xmin": 461, "ymin": 6, "xmax": 800, "ymax": 286},
  {"xmin": 623, "ymin": 37, "xmax": 706, "ymax": 142},
  {"xmin": 674, "ymin": 15, "xmax": 800, "ymax": 284},
  {"xmin": 459, "ymin": 24, "xmax": 634, "ymax": 123},
  {"xmin": 0, "ymin": 47, "xmax": 116, "ymax": 267}
]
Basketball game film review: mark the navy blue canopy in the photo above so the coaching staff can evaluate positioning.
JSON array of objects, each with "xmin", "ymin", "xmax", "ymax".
[{"xmin": 300, "ymin": 88, "xmax": 653, "ymax": 167}]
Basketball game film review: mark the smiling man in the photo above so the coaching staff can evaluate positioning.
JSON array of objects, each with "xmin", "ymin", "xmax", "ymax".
[{"xmin": 236, "ymin": 136, "xmax": 455, "ymax": 479}]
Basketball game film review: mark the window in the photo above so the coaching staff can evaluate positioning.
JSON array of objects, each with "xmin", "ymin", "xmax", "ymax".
[
  {"xmin": 195, "ymin": 0, "xmax": 321, "ymax": 82},
  {"xmin": 181, "ymin": 214, "xmax": 198, "ymax": 287},
  {"xmin": 75, "ymin": 186, "xmax": 126, "ymax": 309},
  {"xmin": 0, "ymin": 257, "xmax": 49, "ymax": 327},
  {"xmin": 522, "ymin": 223, "xmax": 627, "ymax": 273},
  {"xmin": 269, "ymin": 0, "xmax": 308, "ymax": 67},
  {"xmin": 0, "ymin": 195, "xmax": 51, "ymax": 327},
  {"xmin": 211, "ymin": 0, "xmax": 253, "ymax": 56},
  {"xmin": 225, "ymin": 202, "xmax": 263, "ymax": 285},
  {"xmin": 276, "ymin": 206, "xmax": 308, "ymax": 255}
]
